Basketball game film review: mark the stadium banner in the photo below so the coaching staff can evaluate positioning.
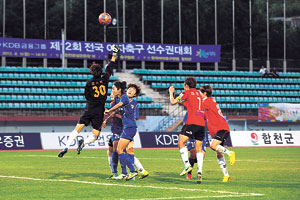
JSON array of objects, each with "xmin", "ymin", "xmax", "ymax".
[
  {"xmin": 230, "ymin": 131, "xmax": 300, "ymax": 147},
  {"xmin": 0, "ymin": 133, "xmax": 42, "ymax": 150},
  {"xmin": 0, "ymin": 37, "xmax": 220, "ymax": 63},
  {"xmin": 139, "ymin": 132, "xmax": 179, "ymax": 148},
  {"xmin": 40, "ymin": 132, "xmax": 141, "ymax": 150},
  {"xmin": 258, "ymin": 103, "xmax": 300, "ymax": 122},
  {"xmin": 138, "ymin": 132, "xmax": 232, "ymax": 148}
]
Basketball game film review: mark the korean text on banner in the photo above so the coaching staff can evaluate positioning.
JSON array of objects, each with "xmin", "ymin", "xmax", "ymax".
[
  {"xmin": 40, "ymin": 132, "xmax": 141, "ymax": 150},
  {"xmin": 0, "ymin": 133, "xmax": 42, "ymax": 150},
  {"xmin": 0, "ymin": 37, "xmax": 220, "ymax": 63}
]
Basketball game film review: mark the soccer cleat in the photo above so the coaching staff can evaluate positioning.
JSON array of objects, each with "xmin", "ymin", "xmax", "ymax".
[
  {"xmin": 180, "ymin": 165, "xmax": 193, "ymax": 176},
  {"xmin": 126, "ymin": 171, "xmax": 138, "ymax": 181},
  {"xmin": 113, "ymin": 174, "xmax": 128, "ymax": 180},
  {"xmin": 186, "ymin": 173, "xmax": 192, "ymax": 179},
  {"xmin": 106, "ymin": 175, "xmax": 113, "ymax": 180},
  {"xmin": 223, "ymin": 176, "xmax": 230, "ymax": 182},
  {"xmin": 58, "ymin": 148, "xmax": 68, "ymax": 158},
  {"xmin": 106, "ymin": 173, "xmax": 118, "ymax": 180},
  {"xmin": 139, "ymin": 171, "xmax": 149, "ymax": 179},
  {"xmin": 196, "ymin": 172, "xmax": 202, "ymax": 184},
  {"xmin": 229, "ymin": 151, "xmax": 236, "ymax": 166},
  {"xmin": 77, "ymin": 139, "xmax": 84, "ymax": 155}
]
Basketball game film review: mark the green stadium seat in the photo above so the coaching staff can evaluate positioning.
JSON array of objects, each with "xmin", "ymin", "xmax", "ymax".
[
  {"xmin": 60, "ymin": 103, "xmax": 67, "ymax": 108},
  {"xmin": 48, "ymin": 103, "xmax": 54, "ymax": 108}
]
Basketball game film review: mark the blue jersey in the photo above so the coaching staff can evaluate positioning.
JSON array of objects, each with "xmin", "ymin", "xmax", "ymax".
[
  {"xmin": 120, "ymin": 94, "xmax": 136, "ymax": 129},
  {"xmin": 110, "ymin": 98, "xmax": 123, "ymax": 129},
  {"xmin": 130, "ymin": 99, "xmax": 139, "ymax": 120}
]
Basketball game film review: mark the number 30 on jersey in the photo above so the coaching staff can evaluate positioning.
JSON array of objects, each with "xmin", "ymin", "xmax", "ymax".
[{"xmin": 92, "ymin": 85, "xmax": 106, "ymax": 97}]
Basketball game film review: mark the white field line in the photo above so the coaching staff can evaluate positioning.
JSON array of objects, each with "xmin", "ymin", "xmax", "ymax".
[
  {"xmin": 123, "ymin": 194, "xmax": 263, "ymax": 200},
  {"xmin": 19, "ymin": 155, "xmax": 299, "ymax": 164},
  {"xmin": 0, "ymin": 175, "xmax": 263, "ymax": 197}
]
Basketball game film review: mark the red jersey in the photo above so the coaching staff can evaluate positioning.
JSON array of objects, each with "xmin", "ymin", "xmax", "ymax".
[
  {"xmin": 178, "ymin": 88, "xmax": 205, "ymax": 126},
  {"xmin": 202, "ymin": 97, "xmax": 230, "ymax": 137}
]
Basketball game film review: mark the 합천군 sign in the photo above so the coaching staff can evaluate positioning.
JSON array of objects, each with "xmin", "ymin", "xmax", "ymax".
[{"xmin": 0, "ymin": 37, "xmax": 220, "ymax": 63}]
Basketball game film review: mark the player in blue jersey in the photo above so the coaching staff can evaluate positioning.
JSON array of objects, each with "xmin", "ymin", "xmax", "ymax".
[
  {"xmin": 104, "ymin": 81, "xmax": 138, "ymax": 180},
  {"xmin": 103, "ymin": 93, "xmax": 123, "ymax": 179},
  {"xmin": 104, "ymin": 85, "xmax": 148, "ymax": 180},
  {"xmin": 126, "ymin": 84, "xmax": 149, "ymax": 179}
]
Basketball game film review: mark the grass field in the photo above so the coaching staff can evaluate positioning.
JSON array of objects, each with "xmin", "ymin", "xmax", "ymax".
[{"xmin": 1, "ymin": 148, "xmax": 300, "ymax": 199}]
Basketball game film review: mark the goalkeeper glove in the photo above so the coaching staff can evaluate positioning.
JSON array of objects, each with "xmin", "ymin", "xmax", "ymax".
[{"xmin": 112, "ymin": 45, "xmax": 120, "ymax": 57}]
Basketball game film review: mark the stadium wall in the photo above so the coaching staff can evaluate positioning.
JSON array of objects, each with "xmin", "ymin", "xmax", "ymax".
[{"xmin": 1, "ymin": 131, "xmax": 299, "ymax": 151}]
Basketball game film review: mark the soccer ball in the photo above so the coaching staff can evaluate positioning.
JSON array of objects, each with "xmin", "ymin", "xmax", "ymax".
[{"xmin": 98, "ymin": 12, "xmax": 112, "ymax": 25}]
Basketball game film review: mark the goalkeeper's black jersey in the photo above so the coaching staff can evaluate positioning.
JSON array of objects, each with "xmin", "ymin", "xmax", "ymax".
[{"xmin": 84, "ymin": 62, "xmax": 115, "ymax": 107}]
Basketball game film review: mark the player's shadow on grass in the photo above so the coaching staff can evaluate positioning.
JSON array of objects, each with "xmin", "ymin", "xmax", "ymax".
[
  {"xmin": 47, "ymin": 172, "xmax": 109, "ymax": 180},
  {"xmin": 152, "ymin": 171, "xmax": 227, "ymax": 185},
  {"xmin": 151, "ymin": 171, "xmax": 197, "ymax": 185}
]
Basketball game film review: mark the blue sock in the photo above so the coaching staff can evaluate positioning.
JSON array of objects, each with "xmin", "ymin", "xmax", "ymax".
[
  {"xmin": 118, "ymin": 153, "xmax": 128, "ymax": 175},
  {"xmin": 112, "ymin": 152, "xmax": 118, "ymax": 173},
  {"xmin": 127, "ymin": 154, "xmax": 136, "ymax": 172}
]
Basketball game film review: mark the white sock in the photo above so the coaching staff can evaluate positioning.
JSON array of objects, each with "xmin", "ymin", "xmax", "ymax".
[
  {"xmin": 108, "ymin": 156, "xmax": 114, "ymax": 173},
  {"xmin": 196, "ymin": 152, "xmax": 204, "ymax": 174},
  {"xmin": 84, "ymin": 134, "xmax": 98, "ymax": 145},
  {"xmin": 180, "ymin": 147, "xmax": 190, "ymax": 167},
  {"xmin": 134, "ymin": 157, "xmax": 145, "ymax": 173},
  {"xmin": 216, "ymin": 145, "xmax": 232, "ymax": 155},
  {"xmin": 217, "ymin": 157, "xmax": 229, "ymax": 176},
  {"xmin": 65, "ymin": 130, "xmax": 79, "ymax": 149}
]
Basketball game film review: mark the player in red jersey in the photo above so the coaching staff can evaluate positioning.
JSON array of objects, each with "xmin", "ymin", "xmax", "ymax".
[
  {"xmin": 169, "ymin": 77, "xmax": 205, "ymax": 184},
  {"xmin": 200, "ymin": 85, "xmax": 236, "ymax": 182}
]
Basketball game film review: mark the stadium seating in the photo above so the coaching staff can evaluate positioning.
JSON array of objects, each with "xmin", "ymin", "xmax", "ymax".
[
  {"xmin": 0, "ymin": 66, "xmax": 162, "ymax": 112},
  {"xmin": 134, "ymin": 69, "xmax": 300, "ymax": 113}
]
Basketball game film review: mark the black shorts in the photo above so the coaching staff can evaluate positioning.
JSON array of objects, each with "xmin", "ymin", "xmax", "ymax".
[
  {"xmin": 214, "ymin": 130, "xmax": 230, "ymax": 146},
  {"xmin": 79, "ymin": 104, "xmax": 105, "ymax": 130},
  {"xmin": 181, "ymin": 124, "xmax": 205, "ymax": 141}
]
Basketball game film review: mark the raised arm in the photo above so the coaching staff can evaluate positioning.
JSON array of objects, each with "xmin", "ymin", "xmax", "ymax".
[
  {"xmin": 169, "ymin": 86, "xmax": 178, "ymax": 105},
  {"xmin": 104, "ymin": 101, "xmax": 124, "ymax": 115}
]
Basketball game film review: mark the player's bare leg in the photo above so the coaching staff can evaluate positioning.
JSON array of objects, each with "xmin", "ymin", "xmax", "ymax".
[
  {"xmin": 77, "ymin": 128, "xmax": 100, "ymax": 155},
  {"xmin": 178, "ymin": 134, "xmax": 193, "ymax": 176},
  {"xmin": 58, "ymin": 124, "xmax": 85, "ymax": 157}
]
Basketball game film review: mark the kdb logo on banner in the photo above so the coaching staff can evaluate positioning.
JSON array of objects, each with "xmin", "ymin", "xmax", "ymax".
[
  {"xmin": 41, "ymin": 132, "xmax": 141, "ymax": 150},
  {"xmin": 139, "ymin": 132, "xmax": 179, "ymax": 148}
]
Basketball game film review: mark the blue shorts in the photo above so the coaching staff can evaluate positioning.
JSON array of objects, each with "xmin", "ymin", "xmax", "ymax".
[
  {"xmin": 186, "ymin": 137, "xmax": 207, "ymax": 152},
  {"xmin": 120, "ymin": 127, "xmax": 137, "ymax": 141},
  {"xmin": 111, "ymin": 126, "xmax": 122, "ymax": 141},
  {"xmin": 110, "ymin": 134, "xmax": 120, "ymax": 142},
  {"xmin": 111, "ymin": 126, "xmax": 122, "ymax": 135}
]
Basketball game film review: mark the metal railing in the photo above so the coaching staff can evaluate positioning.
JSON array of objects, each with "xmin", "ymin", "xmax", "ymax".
[{"xmin": 155, "ymin": 103, "xmax": 185, "ymax": 132}]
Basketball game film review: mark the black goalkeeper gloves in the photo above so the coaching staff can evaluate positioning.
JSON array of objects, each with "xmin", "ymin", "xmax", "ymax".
[{"xmin": 112, "ymin": 45, "xmax": 120, "ymax": 57}]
